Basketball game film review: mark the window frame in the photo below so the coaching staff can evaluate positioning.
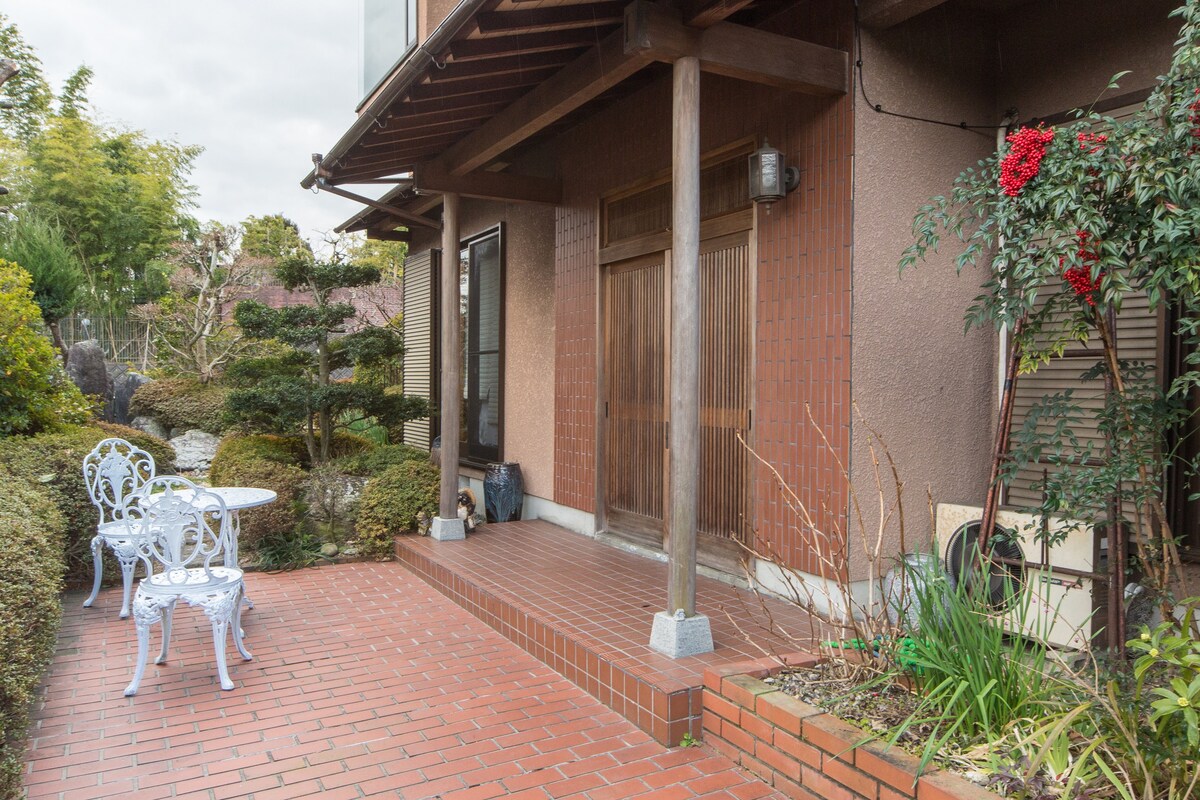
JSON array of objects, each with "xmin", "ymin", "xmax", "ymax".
[{"xmin": 436, "ymin": 223, "xmax": 505, "ymax": 468}]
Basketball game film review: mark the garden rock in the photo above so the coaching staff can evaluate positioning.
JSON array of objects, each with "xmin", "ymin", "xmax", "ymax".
[
  {"xmin": 170, "ymin": 429, "xmax": 220, "ymax": 472},
  {"xmin": 66, "ymin": 340, "xmax": 110, "ymax": 399},
  {"xmin": 107, "ymin": 367, "xmax": 151, "ymax": 425},
  {"xmin": 320, "ymin": 542, "xmax": 339, "ymax": 558},
  {"xmin": 130, "ymin": 416, "xmax": 169, "ymax": 441}
]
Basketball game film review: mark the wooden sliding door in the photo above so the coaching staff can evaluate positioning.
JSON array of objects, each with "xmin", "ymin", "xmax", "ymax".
[{"xmin": 602, "ymin": 233, "xmax": 753, "ymax": 573}]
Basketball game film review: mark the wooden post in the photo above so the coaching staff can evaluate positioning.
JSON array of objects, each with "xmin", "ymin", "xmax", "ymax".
[
  {"xmin": 439, "ymin": 192, "xmax": 462, "ymax": 520},
  {"xmin": 668, "ymin": 56, "xmax": 700, "ymax": 618}
]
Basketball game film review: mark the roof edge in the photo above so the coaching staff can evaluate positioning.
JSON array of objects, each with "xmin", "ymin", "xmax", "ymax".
[{"xmin": 301, "ymin": 0, "xmax": 493, "ymax": 190}]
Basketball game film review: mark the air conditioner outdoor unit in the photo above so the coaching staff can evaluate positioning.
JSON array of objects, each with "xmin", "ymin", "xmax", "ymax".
[{"xmin": 933, "ymin": 503, "xmax": 1105, "ymax": 649}]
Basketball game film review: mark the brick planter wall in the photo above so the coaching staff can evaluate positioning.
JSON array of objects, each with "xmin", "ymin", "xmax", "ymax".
[{"xmin": 701, "ymin": 656, "xmax": 998, "ymax": 800}]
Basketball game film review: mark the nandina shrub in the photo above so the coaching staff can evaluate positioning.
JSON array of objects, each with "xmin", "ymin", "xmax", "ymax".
[
  {"xmin": 355, "ymin": 461, "xmax": 440, "ymax": 560},
  {"xmin": 0, "ymin": 467, "xmax": 66, "ymax": 799}
]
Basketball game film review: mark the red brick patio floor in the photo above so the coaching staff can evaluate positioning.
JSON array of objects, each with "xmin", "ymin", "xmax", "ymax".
[{"xmin": 23, "ymin": 562, "xmax": 784, "ymax": 800}]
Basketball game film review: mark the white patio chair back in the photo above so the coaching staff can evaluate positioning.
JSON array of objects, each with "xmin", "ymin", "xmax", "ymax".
[
  {"xmin": 83, "ymin": 438, "xmax": 156, "ymax": 526},
  {"xmin": 81, "ymin": 438, "xmax": 158, "ymax": 618},
  {"xmin": 128, "ymin": 476, "xmax": 232, "ymax": 592}
]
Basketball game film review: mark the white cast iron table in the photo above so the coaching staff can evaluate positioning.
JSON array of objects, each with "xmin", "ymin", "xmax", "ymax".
[{"xmin": 171, "ymin": 486, "xmax": 277, "ymax": 607}]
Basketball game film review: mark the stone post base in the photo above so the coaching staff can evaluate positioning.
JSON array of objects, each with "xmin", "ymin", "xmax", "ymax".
[
  {"xmin": 649, "ymin": 610, "xmax": 714, "ymax": 658},
  {"xmin": 430, "ymin": 517, "xmax": 466, "ymax": 541}
]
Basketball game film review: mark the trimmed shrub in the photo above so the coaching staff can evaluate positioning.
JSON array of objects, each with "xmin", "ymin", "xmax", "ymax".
[
  {"xmin": 356, "ymin": 461, "xmax": 440, "ymax": 559},
  {"xmin": 209, "ymin": 434, "xmax": 307, "ymax": 556},
  {"xmin": 322, "ymin": 431, "xmax": 375, "ymax": 461},
  {"xmin": 333, "ymin": 443, "xmax": 428, "ymax": 477},
  {"xmin": 128, "ymin": 378, "xmax": 231, "ymax": 434},
  {"xmin": 0, "ymin": 259, "xmax": 89, "ymax": 435},
  {"xmin": 210, "ymin": 433, "xmax": 307, "ymax": 471},
  {"xmin": 0, "ymin": 467, "xmax": 66, "ymax": 798},
  {"xmin": 0, "ymin": 423, "xmax": 174, "ymax": 586}
]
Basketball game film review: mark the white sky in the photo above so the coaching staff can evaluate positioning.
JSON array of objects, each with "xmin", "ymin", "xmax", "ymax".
[{"xmin": 4, "ymin": 0, "xmax": 372, "ymax": 249}]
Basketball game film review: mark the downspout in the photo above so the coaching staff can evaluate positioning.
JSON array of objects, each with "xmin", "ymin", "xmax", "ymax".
[{"xmin": 300, "ymin": 0, "xmax": 492, "ymax": 189}]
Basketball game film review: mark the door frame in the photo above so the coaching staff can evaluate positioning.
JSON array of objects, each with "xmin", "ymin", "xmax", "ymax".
[{"xmin": 596, "ymin": 221, "xmax": 756, "ymax": 575}]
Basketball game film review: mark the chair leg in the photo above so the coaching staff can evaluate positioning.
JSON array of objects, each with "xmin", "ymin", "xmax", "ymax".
[
  {"xmin": 233, "ymin": 586, "xmax": 253, "ymax": 661},
  {"xmin": 82, "ymin": 536, "xmax": 104, "ymax": 609},
  {"xmin": 115, "ymin": 544, "xmax": 140, "ymax": 619},
  {"xmin": 211, "ymin": 617, "xmax": 234, "ymax": 691},
  {"xmin": 155, "ymin": 601, "xmax": 176, "ymax": 665},
  {"xmin": 124, "ymin": 597, "xmax": 152, "ymax": 697}
]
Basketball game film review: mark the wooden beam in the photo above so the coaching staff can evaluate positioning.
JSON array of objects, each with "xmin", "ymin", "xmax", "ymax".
[
  {"xmin": 437, "ymin": 27, "xmax": 653, "ymax": 176},
  {"xmin": 407, "ymin": 70, "xmax": 558, "ymax": 102},
  {"xmin": 426, "ymin": 49, "xmax": 584, "ymax": 84},
  {"xmin": 402, "ymin": 86, "xmax": 530, "ymax": 116},
  {"xmin": 449, "ymin": 28, "xmax": 617, "ymax": 61},
  {"xmin": 360, "ymin": 126, "xmax": 480, "ymax": 151},
  {"xmin": 683, "ymin": 0, "xmax": 756, "ymax": 28},
  {"xmin": 363, "ymin": 118, "xmax": 496, "ymax": 149},
  {"xmin": 314, "ymin": 178, "xmax": 441, "ymax": 229},
  {"xmin": 858, "ymin": 0, "xmax": 948, "ymax": 29},
  {"xmin": 365, "ymin": 228, "xmax": 412, "ymax": 243},
  {"xmin": 624, "ymin": 1, "xmax": 848, "ymax": 95},
  {"xmin": 476, "ymin": 2, "xmax": 626, "ymax": 34},
  {"xmin": 414, "ymin": 163, "xmax": 561, "ymax": 205},
  {"xmin": 371, "ymin": 102, "xmax": 511, "ymax": 132}
]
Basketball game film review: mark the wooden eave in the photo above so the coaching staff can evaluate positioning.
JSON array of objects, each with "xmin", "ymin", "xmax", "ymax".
[{"xmin": 316, "ymin": 0, "xmax": 850, "ymax": 225}]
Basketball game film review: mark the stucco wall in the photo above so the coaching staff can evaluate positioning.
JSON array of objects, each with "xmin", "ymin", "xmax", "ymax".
[
  {"xmin": 850, "ymin": 6, "xmax": 999, "ymax": 574},
  {"xmin": 407, "ymin": 199, "xmax": 557, "ymax": 501},
  {"xmin": 994, "ymin": 0, "xmax": 1177, "ymax": 119},
  {"xmin": 850, "ymin": 0, "xmax": 1180, "ymax": 577}
]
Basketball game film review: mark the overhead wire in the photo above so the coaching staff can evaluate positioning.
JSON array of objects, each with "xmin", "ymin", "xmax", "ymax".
[{"xmin": 852, "ymin": 0, "xmax": 1007, "ymax": 135}]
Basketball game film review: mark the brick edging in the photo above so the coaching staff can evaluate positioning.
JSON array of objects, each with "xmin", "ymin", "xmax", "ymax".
[{"xmin": 701, "ymin": 656, "xmax": 998, "ymax": 800}]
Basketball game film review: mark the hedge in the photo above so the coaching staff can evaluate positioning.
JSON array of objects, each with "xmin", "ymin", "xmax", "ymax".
[
  {"xmin": 355, "ymin": 461, "xmax": 440, "ymax": 559},
  {"xmin": 128, "ymin": 378, "xmax": 231, "ymax": 434},
  {"xmin": 209, "ymin": 434, "xmax": 307, "ymax": 556},
  {"xmin": 333, "ymin": 443, "xmax": 429, "ymax": 477},
  {"xmin": 0, "ymin": 422, "xmax": 175, "ymax": 587},
  {"xmin": 0, "ymin": 467, "xmax": 66, "ymax": 799}
]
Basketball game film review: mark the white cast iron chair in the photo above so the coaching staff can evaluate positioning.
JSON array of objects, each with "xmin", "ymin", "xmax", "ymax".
[
  {"xmin": 82, "ymin": 438, "xmax": 157, "ymax": 618},
  {"xmin": 123, "ymin": 475, "xmax": 252, "ymax": 696}
]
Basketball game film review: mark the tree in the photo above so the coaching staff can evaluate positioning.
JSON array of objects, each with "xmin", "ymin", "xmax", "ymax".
[
  {"xmin": 135, "ymin": 224, "xmax": 265, "ymax": 383},
  {"xmin": 226, "ymin": 255, "xmax": 427, "ymax": 464},
  {"xmin": 0, "ymin": 60, "xmax": 201, "ymax": 315},
  {"xmin": 0, "ymin": 212, "xmax": 85, "ymax": 359},
  {"xmin": 0, "ymin": 259, "xmax": 88, "ymax": 435},
  {"xmin": 345, "ymin": 236, "xmax": 407, "ymax": 285},
  {"xmin": 0, "ymin": 13, "xmax": 51, "ymax": 144},
  {"xmin": 241, "ymin": 214, "xmax": 312, "ymax": 264},
  {"xmin": 901, "ymin": 2, "xmax": 1200, "ymax": 615}
]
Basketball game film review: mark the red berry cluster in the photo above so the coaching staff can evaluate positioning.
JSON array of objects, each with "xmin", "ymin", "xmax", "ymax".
[
  {"xmin": 1061, "ymin": 231, "xmax": 1103, "ymax": 306},
  {"xmin": 1077, "ymin": 131, "xmax": 1108, "ymax": 155},
  {"xmin": 1000, "ymin": 126, "xmax": 1055, "ymax": 196}
]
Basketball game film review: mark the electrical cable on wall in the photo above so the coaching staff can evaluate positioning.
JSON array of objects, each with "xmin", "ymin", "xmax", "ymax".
[{"xmin": 853, "ymin": 0, "xmax": 1007, "ymax": 134}]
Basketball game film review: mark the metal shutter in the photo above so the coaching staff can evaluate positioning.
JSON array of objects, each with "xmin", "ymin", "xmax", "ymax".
[{"xmin": 401, "ymin": 250, "xmax": 435, "ymax": 449}]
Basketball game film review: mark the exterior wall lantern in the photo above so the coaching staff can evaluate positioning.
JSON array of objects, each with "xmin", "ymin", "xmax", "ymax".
[{"xmin": 748, "ymin": 140, "xmax": 800, "ymax": 212}]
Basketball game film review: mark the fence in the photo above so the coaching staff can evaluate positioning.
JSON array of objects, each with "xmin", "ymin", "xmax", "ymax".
[{"xmin": 56, "ymin": 313, "xmax": 156, "ymax": 370}]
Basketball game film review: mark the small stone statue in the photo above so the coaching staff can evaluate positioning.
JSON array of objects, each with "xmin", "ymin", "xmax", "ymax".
[
  {"xmin": 457, "ymin": 488, "xmax": 478, "ymax": 532},
  {"xmin": 415, "ymin": 510, "xmax": 432, "ymax": 536}
]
